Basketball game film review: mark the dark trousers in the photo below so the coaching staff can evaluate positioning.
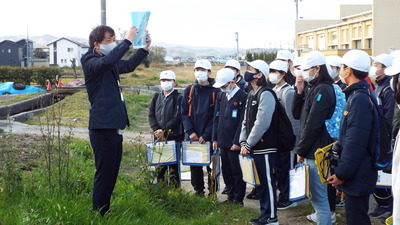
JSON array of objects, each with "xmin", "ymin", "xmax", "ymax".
[
  {"xmin": 156, "ymin": 142, "xmax": 181, "ymax": 188},
  {"xmin": 90, "ymin": 129, "xmax": 123, "ymax": 216},
  {"xmin": 344, "ymin": 194, "xmax": 371, "ymax": 225},
  {"xmin": 254, "ymin": 153, "xmax": 277, "ymax": 219},
  {"xmin": 274, "ymin": 151, "xmax": 290, "ymax": 202},
  {"xmin": 328, "ymin": 184, "xmax": 336, "ymax": 212},
  {"xmin": 221, "ymin": 148, "xmax": 246, "ymax": 202},
  {"xmin": 373, "ymin": 187, "xmax": 393, "ymax": 207},
  {"xmin": 190, "ymin": 165, "xmax": 217, "ymax": 194}
]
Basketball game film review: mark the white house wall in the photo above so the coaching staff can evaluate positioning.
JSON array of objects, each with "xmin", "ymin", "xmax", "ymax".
[{"xmin": 49, "ymin": 39, "xmax": 87, "ymax": 67}]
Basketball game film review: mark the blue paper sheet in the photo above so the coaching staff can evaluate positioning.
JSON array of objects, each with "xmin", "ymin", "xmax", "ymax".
[{"xmin": 131, "ymin": 11, "xmax": 151, "ymax": 48}]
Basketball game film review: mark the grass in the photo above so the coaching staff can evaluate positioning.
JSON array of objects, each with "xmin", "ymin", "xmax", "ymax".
[
  {"xmin": 0, "ymin": 93, "xmax": 43, "ymax": 106},
  {"xmin": 25, "ymin": 90, "xmax": 152, "ymax": 131},
  {"xmin": 0, "ymin": 134, "xmax": 258, "ymax": 225},
  {"xmin": 120, "ymin": 63, "xmax": 227, "ymax": 87}
]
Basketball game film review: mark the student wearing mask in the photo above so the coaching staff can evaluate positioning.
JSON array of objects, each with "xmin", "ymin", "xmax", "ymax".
[
  {"xmin": 240, "ymin": 60, "xmax": 279, "ymax": 225},
  {"xmin": 326, "ymin": 56, "xmax": 346, "ymax": 90},
  {"xmin": 81, "ymin": 25, "xmax": 150, "ymax": 215},
  {"xmin": 269, "ymin": 60, "xmax": 299, "ymax": 211},
  {"xmin": 292, "ymin": 51, "xmax": 336, "ymax": 225},
  {"xmin": 328, "ymin": 50, "xmax": 379, "ymax": 225},
  {"xmin": 384, "ymin": 57, "xmax": 400, "ymax": 225},
  {"xmin": 368, "ymin": 53, "xmax": 395, "ymax": 220},
  {"xmin": 181, "ymin": 59, "xmax": 220, "ymax": 196},
  {"xmin": 276, "ymin": 49, "xmax": 296, "ymax": 86},
  {"xmin": 225, "ymin": 59, "xmax": 246, "ymax": 91},
  {"xmin": 212, "ymin": 68, "xmax": 247, "ymax": 205},
  {"xmin": 148, "ymin": 70, "xmax": 183, "ymax": 187}
]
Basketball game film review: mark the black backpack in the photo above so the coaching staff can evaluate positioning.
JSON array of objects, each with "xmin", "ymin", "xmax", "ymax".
[
  {"xmin": 356, "ymin": 89, "xmax": 393, "ymax": 170},
  {"xmin": 255, "ymin": 87, "xmax": 296, "ymax": 152}
]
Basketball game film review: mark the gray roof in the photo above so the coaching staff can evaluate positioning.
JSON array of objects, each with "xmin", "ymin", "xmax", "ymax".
[{"xmin": 47, "ymin": 37, "xmax": 89, "ymax": 48}]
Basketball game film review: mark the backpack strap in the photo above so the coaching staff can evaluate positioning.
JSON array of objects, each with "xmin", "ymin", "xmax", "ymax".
[
  {"xmin": 210, "ymin": 91, "xmax": 216, "ymax": 108},
  {"xmin": 187, "ymin": 85, "xmax": 195, "ymax": 117}
]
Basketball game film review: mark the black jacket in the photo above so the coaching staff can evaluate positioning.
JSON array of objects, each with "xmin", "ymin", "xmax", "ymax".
[
  {"xmin": 292, "ymin": 80, "xmax": 335, "ymax": 159},
  {"xmin": 334, "ymin": 80, "xmax": 378, "ymax": 196},
  {"xmin": 148, "ymin": 89, "xmax": 183, "ymax": 141},
  {"xmin": 375, "ymin": 75, "xmax": 395, "ymax": 127},
  {"xmin": 181, "ymin": 78, "xmax": 220, "ymax": 141},
  {"xmin": 81, "ymin": 40, "xmax": 148, "ymax": 129},
  {"xmin": 212, "ymin": 89, "xmax": 247, "ymax": 148}
]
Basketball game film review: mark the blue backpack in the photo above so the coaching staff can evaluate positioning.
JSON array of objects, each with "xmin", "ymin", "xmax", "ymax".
[{"xmin": 325, "ymin": 84, "xmax": 346, "ymax": 140}]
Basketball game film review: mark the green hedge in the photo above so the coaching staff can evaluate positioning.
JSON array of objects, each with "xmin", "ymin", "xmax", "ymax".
[{"xmin": 0, "ymin": 67, "xmax": 60, "ymax": 88}]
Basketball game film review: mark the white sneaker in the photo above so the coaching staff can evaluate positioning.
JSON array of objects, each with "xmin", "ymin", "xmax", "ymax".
[{"xmin": 306, "ymin": 212, "xmax": 336, "ymax": 223}]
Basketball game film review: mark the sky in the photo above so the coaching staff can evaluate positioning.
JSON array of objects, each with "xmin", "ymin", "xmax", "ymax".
[{"xmin": 1, "ymin": 0, "xmax": 372, "ymax": 49}]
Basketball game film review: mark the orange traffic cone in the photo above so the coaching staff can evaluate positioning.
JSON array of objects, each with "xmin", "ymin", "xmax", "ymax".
[
  {"xmin": 47, "ymin": 80, "xmax": 52, "ymax": 90},
  {"xmin": 57, "ymin": 79, "xmax": 62, "ymax": 87}
]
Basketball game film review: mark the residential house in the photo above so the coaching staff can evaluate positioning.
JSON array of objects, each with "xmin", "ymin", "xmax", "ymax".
[
  {"xmin": 0, "ymin": 39, "xmax": 34, "ymax": 67},
  {"xmin": 47, "ymin": 37, "xmax": 89, "ymax": 67}
]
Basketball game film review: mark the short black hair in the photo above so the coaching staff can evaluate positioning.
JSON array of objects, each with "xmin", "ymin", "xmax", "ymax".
[
  {"xmin": 344, "ymin": 64, "xmax": 368, "ymax": 79},
  {"xmin": 89, "ymin": 25, "xmax": 115, "ymax": 48}
]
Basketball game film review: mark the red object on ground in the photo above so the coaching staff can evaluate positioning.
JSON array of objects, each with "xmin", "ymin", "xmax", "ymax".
[
  {"xmin": 57, "ymin": 79, "xmax": 62, "ymax": 87},
  {"xmin": 47, "ymin": 80, "xmax": 52, "ymax": 90}
]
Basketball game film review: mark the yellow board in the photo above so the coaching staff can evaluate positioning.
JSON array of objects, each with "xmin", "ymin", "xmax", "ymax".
[{"xmin": 314, "ymin": 141, "xmax": 338, "ymax": 184}]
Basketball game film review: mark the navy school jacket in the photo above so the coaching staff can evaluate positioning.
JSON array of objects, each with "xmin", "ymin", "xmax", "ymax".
[
  {"xmin": 334, "ymin": 79, "xmax": 378, "ymax": 196},
  {"xmin": 181, "ymin": 78, "xmax": 220, "ymax": 141},
  {"xmin": 212, "ymin": 89, "xmax": 247, "ymax": 149},
  {"xmin": 81, "ymin": 40, "xmax": 148, "ymax": 129}
]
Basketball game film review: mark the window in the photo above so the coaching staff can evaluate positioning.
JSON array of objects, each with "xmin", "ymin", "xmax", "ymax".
[
  {"xmin": 67, "ymin": 48, "xmax": 74, "ymax": 52},
  {"xmin": 354, "ymin": 40, "xmax": 362, "ymax": 49},
  {"xmin": 8, "ymin": 49, "xmax": 11, "ymax": 53}
]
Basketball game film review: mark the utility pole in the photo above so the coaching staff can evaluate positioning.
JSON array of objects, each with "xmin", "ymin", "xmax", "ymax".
[
  {"xmin": 235, "ymin": 32, "xmax": 239, "ymax": 59},
  {"xmin": 26, "ymin": 28, "xmax": 30, "ymax": 67},
  {"xmin": 101, "ymin": 0, "xmax": 106, "ymax": 25},
  {"xmin": 294, "ymin": 0, "xmax": 302, "ymax": 20}
]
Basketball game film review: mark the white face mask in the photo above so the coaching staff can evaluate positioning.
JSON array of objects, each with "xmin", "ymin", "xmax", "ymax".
[
  {"xmin": 269, "ymin": 72, "xmax": 282, "ymax": 84},
  {"xmin": 369, "ymin": 66, "xmax": 379, "ymax": 79},
  {"xmin": 330, "ymin": 70, "xmax": 339, "ymax": 79},
  {"xmin": 195, "ymin": 71, "xmax": 208, "ymax": 83},
  {"xmin": 339, "ymin": 74, "xmax": 348, "ymax": 84},
  {"xmin": 99, "ymin": 42, "xmax": 118, "ymax": 55},
  {"xmin": 303, "ymin": 70, "xmax": 316, "ymax": 83},
  {"xmin": 160, "ymin": 81, "xmax": 173, "ymax": 91},
  {"xmin": 220, "ymin": 83, "xmax": 234, "ymax": 94}
]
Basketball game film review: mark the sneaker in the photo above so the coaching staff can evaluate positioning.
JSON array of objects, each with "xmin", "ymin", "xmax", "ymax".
[
  {"xmin": 250, "ymin": 216, "xmax": 279, "ymax": 225},
  {"xmin": 221, "ymin": 187, "xmax": 231, "ymax": 195},
  {"xmin": 277, "ymin": 199, "xmax": 297, "ymax": 210},
  {"xmin": 306, "ymin": 212, "xmax": 336, "ymax": 223},
  {"xmin": 369, "ymin": 206, "xmax": 391, "ymax": 218},
  {"xmin": 336, "ymin": 200, "xmax": 345, "ymax": 207},
  {"xmin": 246, "ymin": 188, "xmax": 257, "ymax": 199}
]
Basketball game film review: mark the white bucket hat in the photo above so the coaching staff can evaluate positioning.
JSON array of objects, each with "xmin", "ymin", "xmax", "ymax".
[
  {"xmin": 341, "ymin": 50, "xmax": 371, "ymax": 72},
  {"xmin": 160, "ymin": 70, "xmax": 176, "ymax": 80},
  {"xmin": 245, "ymin": 60, "xmax": 270, "ymax": 77},
  {"xmin": 385, "ymin": 57, "xmax": 400, "ymax": 76},
  {"xmin": 213, "ymin": 68, "xmax": 235, "ymax": 88}
]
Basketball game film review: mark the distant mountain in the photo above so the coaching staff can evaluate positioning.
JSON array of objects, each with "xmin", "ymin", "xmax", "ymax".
[{"xmin": 0, "ymin": 35, "xmax": 244, "ymax": 58}]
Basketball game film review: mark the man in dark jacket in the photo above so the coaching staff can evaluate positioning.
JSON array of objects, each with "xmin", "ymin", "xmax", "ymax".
[
  {"xmin": 81, "ymin": 25, "xmax": 150, "ymax": 215},
  {"xmin": 148, "ymin": 70, "xmax": 183, "ymax": 187},
  {"xmin": 212, "ymin": 68, "xmax": 247, "ymax": 205},
  {"xmin": 328, "ymin": 50, "xmax": 378, "ymax": 225},
  {"xmin": 181, "ymin": 59, "xmax": 220, "ymax": 196}
]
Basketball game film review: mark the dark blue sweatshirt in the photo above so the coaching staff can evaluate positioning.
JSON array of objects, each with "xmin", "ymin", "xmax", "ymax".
[{"xmin": 181, "ymin": 78, "xmax": 220, "ymax": 141}]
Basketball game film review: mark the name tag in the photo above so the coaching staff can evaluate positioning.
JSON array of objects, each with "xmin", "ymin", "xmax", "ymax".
[{"xmin": 232, "ymin": 109, "xmax": 238, "ymax": 118}]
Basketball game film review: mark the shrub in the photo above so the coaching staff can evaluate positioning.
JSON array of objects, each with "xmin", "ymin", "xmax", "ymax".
[{"xmin": 0, "ymin": 67, "xmax": 60, "ymax": 88}]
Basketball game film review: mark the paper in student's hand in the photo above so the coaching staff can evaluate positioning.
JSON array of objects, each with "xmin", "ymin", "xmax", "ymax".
[{"xmin": 131, "ymin": 11, "xmax": 151, "ymax": 48}]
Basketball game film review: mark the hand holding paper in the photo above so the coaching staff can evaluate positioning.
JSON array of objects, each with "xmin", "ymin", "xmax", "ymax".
[{"xmin": 125, "ymin": 26, "xmax": 138, "ymax": 43}]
